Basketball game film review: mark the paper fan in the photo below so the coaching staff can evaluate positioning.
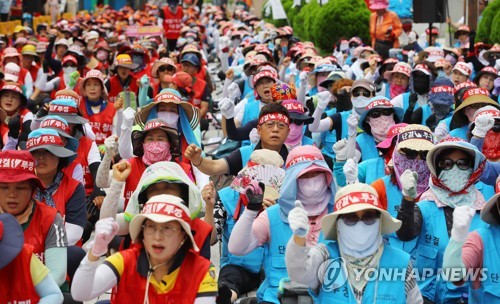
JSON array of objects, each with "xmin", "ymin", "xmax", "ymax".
[{"xmin": 230, "ymin": 164, "xmax": 286, "ymax": 195}]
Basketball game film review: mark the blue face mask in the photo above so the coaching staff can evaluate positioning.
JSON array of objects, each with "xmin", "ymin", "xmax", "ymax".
[{"xmin": 282, "ymin": 46, "xmax": 288, "ymax": 54}]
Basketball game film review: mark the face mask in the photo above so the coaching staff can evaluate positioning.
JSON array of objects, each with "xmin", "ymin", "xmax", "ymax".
[
  {"xmin": 482, "ymin": 130, "xmax": 500, "ymax": 160},
  {"xmin": 296, "ymin": 173, "xmax": 331, "ymax": 216},
  {"xmin": 157, "ymin": 112, "xmax": 179, "ymax": 129},
  {"xmin": 231, "ymin": 39, "xmax": 241, "ymax": 49},
  {"xmin": 142, "ymin": 141, "xmax": 172, "ymax": 165},
  {"xmin": 63, "ymin": 66, "xmax": 77, "ymax": 75},
  {"xmin": 438, "ymin": 165, "xmax": 473, "ymax": 192},
  {"xmin": 413, "ymin": 77, "xmax": 430, "ymax": 95},
  {"xmin": 352, "ymin": 96, "xmax": 371, "ymax": 111},
  {"xmin": 336, "ymin": 92, "xmax": 352, "ymax": 112},
  {"xmin": 337, "ymin": 218, "xmax": 382, "ymax": 258},
  {"xmin": 285, "ymin": 123, "xmax": 303, "ymax": 147},
  {"xmin": 132, "ymin": 54, "xmax": 144, "ymax": 67},
  {"xmin": 367, "ymin": 115, "xmax": 395, "ymax": 142},
  {"xmin": 316, "ymin": 75, "xmax": 328, "ymax": 91},
  {"xmin": 390, "ymin": 83, "xmax": 407, "ymax": 99},
  {"xmin": 393, "ymin": 151, "xmax": 431, "ymax": 197},
  {"xmin": 96, "ymin": 50, "xmax": 109, "ymax": 61},
  {"xmin": 432, "ymin": 104, "xmax": 451, "ymax": 121}
]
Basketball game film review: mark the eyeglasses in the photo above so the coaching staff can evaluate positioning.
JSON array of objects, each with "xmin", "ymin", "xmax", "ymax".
[
  {"xmin": 340, "ymin": 211, "xmax": 380, "ymax": 226},
  {"xmin": 400, "ymin": 148, "xmax": 428, "ymax": 160},
  {"xmin": 437, "ymin": 158, "xmax": 472, "ymax": 171},
  {"xmin": 158, "ymin": 65, "xmax": 175, "ymax": 73},
  {"xmin": 368, "ymin": 109, "xmax": 393, "ymax": 119},
  {"xmin": 261, "ymin": 121, "xmax": 289, "ymax": 129},
  {"xmin": 142, "ymin": 223, "xmax": 181, "ymax": 237},
  {"xmin": 352, "ymin": 89, "xmax": 371, "ymax": 98}
]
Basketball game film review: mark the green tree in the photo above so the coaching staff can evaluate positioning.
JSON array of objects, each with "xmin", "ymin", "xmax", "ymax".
[
  {"xmin": 489, "ymin": 8, "xmax": 500, "ymax": 43},
  {"xmin": 477, "ymin": 0, "xmax": 500, "ymax": 43}
]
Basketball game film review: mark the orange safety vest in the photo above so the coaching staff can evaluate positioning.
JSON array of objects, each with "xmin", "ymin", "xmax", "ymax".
[
  {"xmin": 0, "ymin": 244, "xmax": 40, "ymax": 303},
  {"xmin": 108, "ymin": 74, "xmax": 139, "ymax": 103},
  {"xmin": 24, "ymin": 201, "xmax": 58, "ymax": 263},
  {"xmin": 110, "ymin": 246, "xmax": 210, "ymax": 304},
  {"xmin": 79, "ymin": 101, "xmax": 117, "ymax": 145},
  {"xmin": 162, "ymin": 6, "xmax": 184, "ymax": 40}
]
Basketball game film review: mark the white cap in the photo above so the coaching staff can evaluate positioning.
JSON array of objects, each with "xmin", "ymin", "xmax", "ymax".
[
  {"xmin": 85, "ymin": 31, "xmax": 99, "ymax": 43},
  {"xmin": 55, "ymin": 38, "xmax": 69, "ymax": 47},
  {"xmin": 4, "ymin": 62, "xmax": 20, "ymax": 82}
]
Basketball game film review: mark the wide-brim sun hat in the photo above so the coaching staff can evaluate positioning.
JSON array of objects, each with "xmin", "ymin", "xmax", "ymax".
[
  {"xmin": 376, "ymin": 123, "xmax": 408, "ymax": 149},
  {"xmin": 131, "ymin": 119, "xmax": 181, "ymax": 158},
  {"xmin": 318, "ymin": 69, "xmax": 347, "ymax": 88},
  {"xmin": 358, "ymin": 97, "xmax": 404, "ymax": 130},
  {"xmin": 129, "ymin": 194, "xmax": 199, "ymax": 252},
  {"xmin": 480, "ymin": 177, "xmax": 500, "ymax": 225},
  {"xmin": 136, "ymin": 88, "xmax": 199, "ymax": 128},
  {"xmin": 79, "ymin": 69, "xmax": 109, "ymax": 99},
  {"xmin": 151, "ymin": 57, "xmax": 177, "ymax": 78},
  {"xmin": 0, "ymin": 82, "xmax": 27, "ymax": 106},
  {"xmin": 285, "ymin": 145, "xmax": 333, "ymax": 185},
  {"xmin": 395, "ymin": 124, "xmax": 435, "ymax": 152},
  {"xmin": 40, "ymin": 115, "xmax": 79, "ymax": 153},
  {"xmin": 281, "ymin": 100, "xmax": 314, "ymax": 124},
  {"xmin": 37, "ymin": 99, "xmax": 88, "ymax": 124},
  {"xmin": 383, "ymin": 62, "xmax": 412, "ymax": 80},
  {"xmin": 450, "ymin": 87, "xmax": 500, "ymax": 129},
  {"xmin": 0, "ymin": 150, "xmax": 45, "ymax": 190},
  {"xmin": 426, "ymin": 138, "xmax": 486, "ymax": 177},
  {"xmin": 26, "ymin": 129, "xmax": 77, "ymax": 162},
  {"xmin": 321, "ymin": 183, "xmax": 401, "ymax": 240},
  {"xmin": 0, "ymin": 213, "xmax": 25, "ymax": 270},
  {"xmin": 473, "ymin": 66, "xmax": 498, "ymax": 83},
  {"xmin": 112, "ymin": 54, "xmax": 139, "ymax": 71}
]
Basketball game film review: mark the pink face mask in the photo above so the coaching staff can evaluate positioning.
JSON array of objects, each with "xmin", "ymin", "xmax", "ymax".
[
  {"xmin": 142, "ymin": 141, "xmax": 172, "ymax": 165},
  {"xmin": 316, "ymin": 75, "xmax": 328, "ymax": 92},
  {"xmin": 368, "ymin": 115, "xmax": 395, "ymax": 143},
  {"xmin": 389, "ymin": 83, "xmax": 407, "ymax": 99},
  {"xmin": 285, "ymin": 123, "xmax": 304, "ymax": 147}
]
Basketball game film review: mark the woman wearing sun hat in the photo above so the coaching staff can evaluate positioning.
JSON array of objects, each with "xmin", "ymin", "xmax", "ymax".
[
  {"xmin": 229, "ymin": 145, "xmax": 335, "ymax": 303},
  {"xmin": 26, "ymin": 128, "xmax": 86, "ymax": 247},
  {"xmin": 285, "ymin": 183, "xmax": 422, "ymax": 303},
  {"xmin": 397, "ymin": 138, "xmax": 490, "ymax": 303},
  {"xmin": 71, "ymin": 195, "xmax": 217, "ymax": 303},
  {"xmin": 105, "ymin": 54, "xmax": 140, "ymax": 104},
  {"xmin": 380, "ymin": 62, "xmax": 412, "ymax": 100},
  {"xmin": 443, "ymin": 177, "xmax": 500, "ymax": 303},
  {"xmin": 0, "ymin": 82, "xmax": 32, "ymax": 148},
  {"xmin": 0, "ymin": 213, "xmax": 64, "ymax": 303},
  {"xmin": 0, "ymin": 150, "xmax": 69, "ymax": 289},
  {"xmin": 473, "ymin": 66, "xmax": 498, "ymax": 93}
]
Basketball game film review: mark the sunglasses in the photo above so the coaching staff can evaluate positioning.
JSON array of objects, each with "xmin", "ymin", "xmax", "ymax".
[
  {"xmin": 400, "ymin": 148, "xmax": 428, "ymax": 160},
  {"xmin": 437, "ymin": 158, "xmax": 472, "ymax": 171},
  {"xmin": 290, "ymin": 119, "xmax": 304, "ymax": 126},
  {"xmin": 368, "ymin": 109, "xmax": 393, "ymax": 119},
  {"xmin": 340, "ymin": 210, "xmax": 380, "ymax": 226},
  {"xmin": 352, "ymin": 89, "xmax": 371, "ymax": 98},
  {"xmin": 158, "ymin": 65, "xmax": 175, "ymax": 73}
]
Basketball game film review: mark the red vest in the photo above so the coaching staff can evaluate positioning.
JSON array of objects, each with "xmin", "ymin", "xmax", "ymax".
[
  {"xmin": 111, "ymin": 247, "xmax": 210, "ymax": 304},
  {"xmin": 162, "ymin": 7, "xmax": 184, "ymax": 39},
  {"xmin": 190, "ymin": 77, "xmax": 207, "ymax": 108},
  {"xmin": 191, "ymin": 218, "xmax": 212, "ymax": 256},
  {"xmin": 108, "ymin": 74, "xmax": 139, "ymax": 103},
  {"xmin": 74, "ymin": 136, "xmax": 94, "ymax": 195},
  {"xmin": 28, "ymin": 65, "xmax": 40, "ymax": 83},
  {"xmin": 79, "ymin": 102, "xmax": 117, "ymax": 145},
  {"xmin": 45, "ymin": 172, "xmax": 80, "ymax": 218},
  {"xmin": 0, "ymin": 107, "xmax": 30, "ymax": 145},
  {"xmin": 24, "ymin": 201, "xmax": 58, "ymax": 263},
  {"xmin": 0, "ymin": 244, "xmax": 40, "ymax": 303},
  {"xmin": 18, "ymin": 67, "xmax": 28, "ymax": 87}
]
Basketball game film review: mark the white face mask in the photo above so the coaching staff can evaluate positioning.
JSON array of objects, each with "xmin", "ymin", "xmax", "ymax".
[
  {"xmin": 337, "ymin": 218, "xmax": 382, "ymax": 258},
  {"xmin": 296, "ymin": 173, "xmax": 331, "ymax": 216},
  {"xmin": 351, "ymin": 96, "xmax": 370, "ymax": 109},
  {"xmin": 438, "ymin": 165, "xmax": 473, "ymax": 192},
  {"xmin": 63, "ymin": 66, "xmax": 77, "ymax": 75},
  {"xmin": 157, "ymin": 112, "xmax": 179, "ymax": 129}
]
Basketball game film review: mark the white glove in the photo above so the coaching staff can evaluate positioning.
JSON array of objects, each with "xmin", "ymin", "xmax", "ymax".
[
  {"xmin": 228, "ymin": 82, "xmax": 241, "ymax": 101},
  {"xmin": 434, "ymin": 122, "xmax": 449, "ymax": 142},
  {"xmin": 122, "ymin": 107, "xmax": 136, "ymax": 130},
  {"xmin": 219, "ymin": 97, "xmax": 235, "ymax": 119},
  {"xmin": 332, "ymin": 138, "xmax": 348, "ymax": 162},
  {"xmin": 472, "ymin": 114, "xmax": 494, "ymax": 138},
  {"xmin": 343, "ymin": 158, "xmax": 358, "ymax": 185},
  {"xmin": 299, "ymin": 71, "xmax": 309, "ymax": 83},
  {"xmin": 91, "ymin": 217, "xmax": 119, "ymax": 257},
  {"xmin": 316, "ymin": 91, "xmax": 332, "ymax": 111},
  {"xmin": 400, "ymin": 169, "xmax": 418, "ymax": 199},
  {"xmin": 104, "ymin": 136, "xmax": 118, "ymax": 156},
  {"xmin": 451, "ymin": 206, "xmax": 476, "ymax": 242},
  {"xmin": 346, "ymin": 113, "xmax": 359, "ymax": 137},
  {"xmin": 288, "ymin": 200, "xmax": 309, "ymax": 238},
  {"xmin": 408, "ymin": 31, "xmax": 417, "ymax": 44},
  {"xmin": 234, "ymin": 47, "xmax": 243, "ymax": 60},
  {"xmin": 249, "ymin": 128, "xmax": 260, "ymax": 144}
]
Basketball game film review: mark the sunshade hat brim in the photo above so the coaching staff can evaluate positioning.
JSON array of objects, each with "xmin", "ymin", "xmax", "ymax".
[
  {"xmin": 137, "ymin": 100, "xmax": 200, "ymax": 128},
  {"xmin": 426, "ymin": 140, "xmax": 485, "ymax": 177},
  {"xmin": 0, "ymin": 213, "xmax": 24, "ymax": 269},
  {"xmin": 28, "ymin": 144, "xmax": 76, "ymax": 160},
  {"xmin": 321, "ymin": 205, "xmax": 401, "ymax": 240},
  {"xmin": 481, "ymin": 193, "xmax": 500, "ymax": 225},
  {"xmin": 0, "ymin": 87, "xmax": 27, "ymax": 106},
  {"xmin": 151, "ymin": 60, "xmax": 176, "ymax": 78},
  {"xmin": 113, "ymin": 61, "xmax": 139, "ymax": 71},
  {"xmin": 36, "ymin": 113, "xmax": 88, "ymax": 124},
  {"xmin": 289, "ymin": 112, "xmax": 314, "ymax": 124},
  {"xmin": 450, "ymin": 95, "xmax": 499, "ymax": 130}
]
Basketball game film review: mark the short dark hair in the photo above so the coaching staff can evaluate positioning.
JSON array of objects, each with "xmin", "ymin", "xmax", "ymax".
[{"xmin": 258, "ymin": 103, "xmax": 290, "ymax": 122}]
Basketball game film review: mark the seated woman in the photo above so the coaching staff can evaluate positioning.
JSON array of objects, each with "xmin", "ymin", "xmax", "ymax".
[
  {"xmin": 0, "ymin": 150, "xmax": 68, "ymax": 288},
  {"xmin": 285, "ymin": 183, "xmax": 422, "ymax": 303},
  {"xmin": 0, "ymin": 82, "xmax": 32, "ymax": 149},
  {"xmin": 71, "ymin": 195, "xmax": 217, "ymax": 303}
]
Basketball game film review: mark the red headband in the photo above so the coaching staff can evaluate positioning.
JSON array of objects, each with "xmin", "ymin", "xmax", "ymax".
[
  {"xmin": 49, "ymin": 104, "xmax": 79, "ymax": 114},
  {"xmin": 26, "ymin": 134, "xmax": 64, "ymax": 150},
  {"xmin": 335, "ymin": 191, "xmax": 380, "ymax": 212},
  {"xmin": 431, "ymin": 86, "xmax": 455, "ymax": 95},
  {"xmin": 41, "ymin": 119, "xmax": 71, "ymax": 134},
  {"xmin": 258, "ymin": 113, "xmax": 290, "ymax": 126},
  {"xmin": 286, "ymin": 154, "xmax": 323, "ymax": 168},
  {"xmin": 141, "ymin": 202, "xmax": 191, "ymax": 224}
]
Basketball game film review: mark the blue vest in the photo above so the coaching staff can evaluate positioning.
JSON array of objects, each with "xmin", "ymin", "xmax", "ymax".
[
  {"xmin": 449, "ymin": 125, "xmax": 469, "ymax": 140},
  {"xmin": 218, "ymin": 187, "xmax": 264, "ymax": 274},
  {"xmin": 476, "ymin": 181, "xmax": 496, "ymax": 201},
  {"xmin": 243, "ymin": 78, "xmax": 253, "ymax": 97},
  {"xmin": 420, "ymin": 104, "xmax": 433, "ymax": 125},
  {"xmin": 308, "ymin": 87, "xmax": 318, "ymax": 97},
  {"xmin": 385, "ymin": 84, "xmax": 391, "ymax": 99},
  {"xmin": 381, "ymin": 176, "xmax": 418, "ymax": 258},
  {"xmin": 321, "ymin": 110, "xmax": 350, "ymax": 159},
  {"xmin": 258, "ymin": 204, "xmax": 293, "ymax": 303},
  {"xmin": 356, "ymin": 132, "xmax": 380, "ymax": 161},
  {"xmin": 242, "ymin": 97, "xmax": 259, "ymax": 125},
  {"xmin": 401, "ymin": 92, "xmax": 422, "ymax": 113},
  {"xmin": 442, "ymin": 116, "xmax": 452, "ymax": 130},
  {"xmin": 239, "ymin": 144, "xmax": 254, "ymax": 166},
  {"xmin": 415, "ymin": 200, "xmax": 487, "ymax": 303},
  {"xmin": 302, "ymin": 136, "xmax": 314, "ymax": 146},
  {"xmin": 359, "ymin": 157, "xmax": 385, "ymax": 184},
  {"xmin": 469, "ymin": 226, "xmax": 500, "ymax": 303},
  {"xmin": 313, "ymin": 240, "xmax": 409, "ymax": 303}
]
